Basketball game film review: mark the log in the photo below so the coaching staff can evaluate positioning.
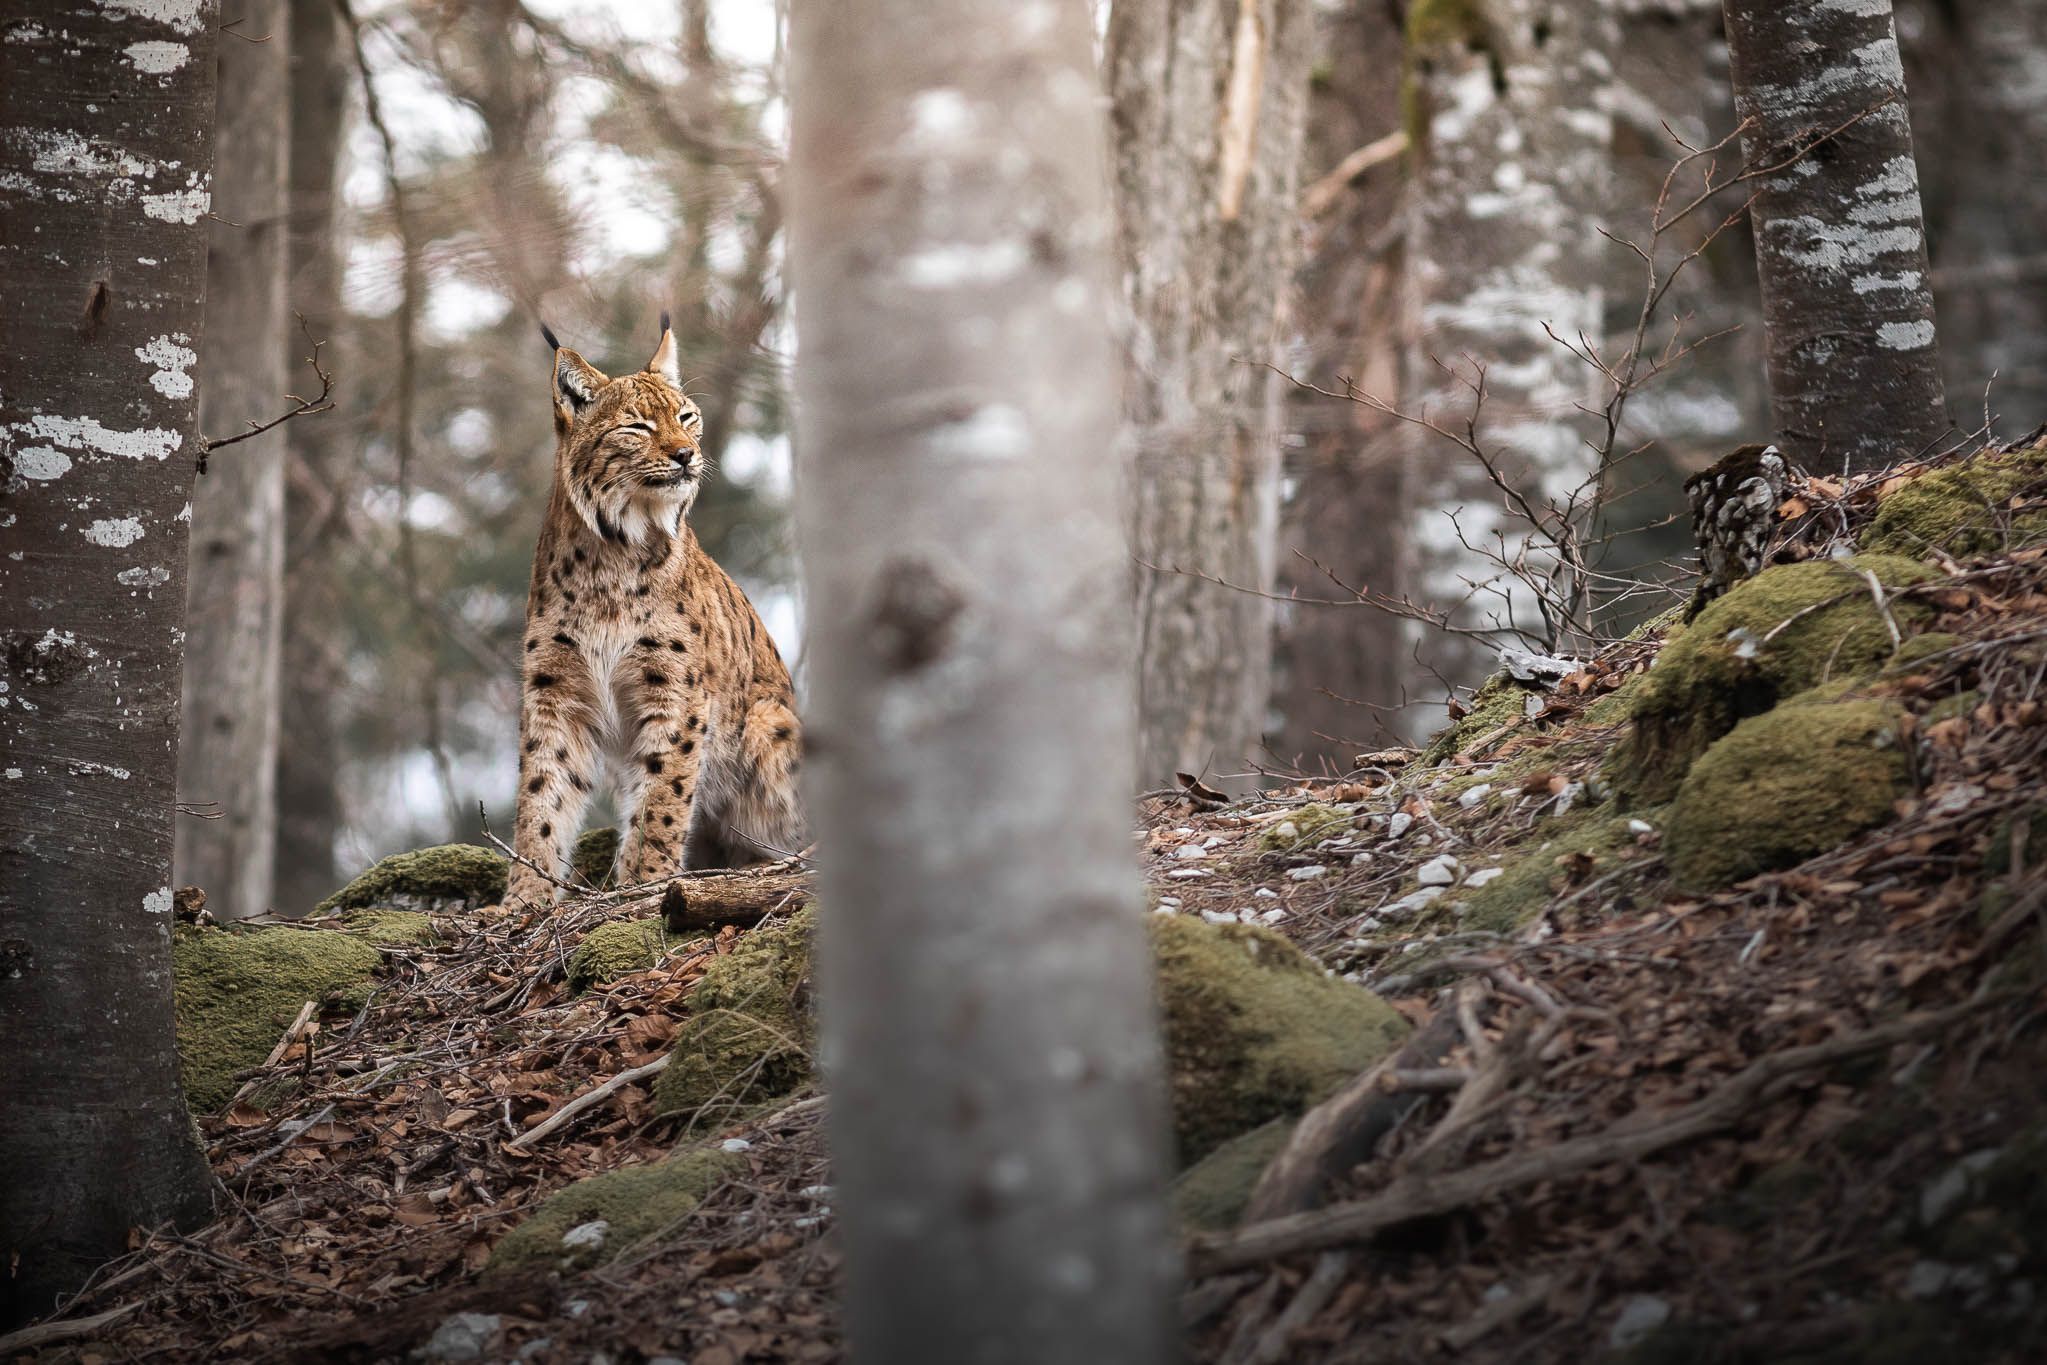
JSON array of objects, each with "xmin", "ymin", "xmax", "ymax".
[{"xmin": 658, "ymin": 864, "xmax": 813, "ymax": 935}]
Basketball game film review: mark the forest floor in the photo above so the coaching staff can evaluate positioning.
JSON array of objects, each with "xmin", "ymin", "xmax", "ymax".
[{"xmin": 11, "ymin": 441, "xmax": 2047, "ymax": 1365}]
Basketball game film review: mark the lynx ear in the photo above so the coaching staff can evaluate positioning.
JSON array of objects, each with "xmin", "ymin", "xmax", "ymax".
[
  {"xmin": 646, "ymin": 323, "xmax": 681, "ymax": 392},
  {"xmin": 553, "ymin": 346, "xmax": 607, "ymax": 417}
]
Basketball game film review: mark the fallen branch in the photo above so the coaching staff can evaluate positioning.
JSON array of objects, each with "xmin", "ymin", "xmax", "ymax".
[
  {"xmin": 1195, "ymin": 998, "xmax": 2000, "ymax": 1274},
  {"xmin": 507, "ymin": 1055, "xmax": 671, "ymax": 1150},
  {"xmin": 657, "ymin": 865, "xmax": 812, "ymax": 934},
  {"xmin": 0, "ymin": 1302, "xmax": 143, "ymax": 1354}
]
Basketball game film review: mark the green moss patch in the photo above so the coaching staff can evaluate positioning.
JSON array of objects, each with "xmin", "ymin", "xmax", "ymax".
[
  {"xmin": 173, "ymin": 925, "xmax": 384, "ymax": 1112},
  {"xmin": 571, "ymin": 827, "xmax": 618, "ymax": 890},
  {"xmin": 1152, "ymin": 915, "xmax": 1408, "ymax": 1164},
  {"xmin": 337, "ymin": 909, "xmax": 439, "ymax": 947},
  {"xmin": 1664, "ymin": 695, "xmax": 1911, "ymax": 890},
  {"xmin": 653, "ymin": 910, "xmax": 817, "ymax": 1125},
  {"xmin": 1865, "ymin": 442, "xmax": 2047, "ymax": 559},
  {"xmin": 1423, "ymin": 674, "xmax": 1539, "ymax": 763},
  {"xmin": 1172, "ymin": 1119, "xmax": 1292, "ymax": 1233},
  {"xmin": 486, "ymin": 1145, "xmax": 748, "ymax": 1272},
  {"xmin": 314, "ymin": 843, "xmax": 508, "ymax": 916},
  {"xmin": 566, "ymin": 917, "xmax": 687, "ymax": 992},
  {"xmin": 1613, "ymin": 556, "xmax": 1934, "ymax": 802},
  {"xmin": 1454, "ymin": 810, "xmax": 1656, "ymax": 933},
  {"xmin": 1256, "ymin": 803, "xmax": 1354, "ymax": 853}
]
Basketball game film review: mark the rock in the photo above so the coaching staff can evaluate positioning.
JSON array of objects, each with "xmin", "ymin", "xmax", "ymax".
[
  {"xmin": 1171, "ymin": 1118, "xmax": 1292, "ymax": 1232},
  {"xmin": 1499, "ymin": 647, "xmax": 1580, "ymax": 684},
  {"xmin": 559, "ymin": 1219, "xmax": 609, "ymax": 1254},
  {"xmin": 1465, "ymin": 867, "xmax": 1504, "ymax": 888},
  {"xmin": 1286, "ymin": 865, "xmax": 1328, "ymax": 881},
  {"xmin": 1387, "ymin": 812, "xmax": 1414, "ymax": 840},
  {"xmin": 1665, "ymin": 694, "xmax": 1912, "ymax": 890},
  {"xmin": 314, "ymin": 843, "xmax": 510, "ymax": 916},
  {"xmin": 1608, "ymin": 1295, "xmax": 1671, "ymax": 1350},
  {"xmin": 417, "ymin": 1312, "xmax": 502, "ymax": 1362},
  {"xmin": 1458, "ymin": 784, "xmax": 1492, "ymax": 809},
  {"xmin": 652, "ymin": 909, "xmax": 818, "ymax": 1124},
  {"xmin": 719, "ymin": 1137, "xmax": 752, "ymax": 1153},
  {"xmin": 1865, "ymin": 439, "xmax": 2047, "ymax": 559},
  {"xmin": 1384, "ymin": 887, "xmax": 1445, "ymax": 917},
  {"xmin": 1257, "ymin": 804, "xmax": 1352, "ymax": 853},
  {"xmin": 1253, "ymin": 888, "xmax": 1278, "ymax": 899},
  {"xmin": 1920, "ymin": 1148, "xmax": 2004, "ymax": 1227},
  {"xmin": 173, "ymin": 923, "xmax": 384, "ymax": 1112},
  {"xmin": 1627, "ymin": 818, "xmax": 1655, "ymax": 835},
  {"xmin": 1416, "ymin": 855, "xmax": 1460, "ymax": 887},
  {"xmin": 1175, "ymin": 843, "xmax": 1208, "ymax": 859},
  {"xmin": 487, "ymin": 1146, "xmax": 749, "ymax": 1272},
  {"xmin": 566, "ymin": 917, "xmax": 680, "ymax": 993}
]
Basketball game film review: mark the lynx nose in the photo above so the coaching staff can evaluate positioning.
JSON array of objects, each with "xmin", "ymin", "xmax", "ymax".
[{"xmin": 669, "ymin": 446, "xmax": 694, "ymax": 467}]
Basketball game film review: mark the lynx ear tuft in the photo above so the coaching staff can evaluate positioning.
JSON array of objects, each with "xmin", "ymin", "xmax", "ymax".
[
  {"xmin": 646, "ymin": 326, "xmax": 681, "ymax": 392},
  {"xmin": 554, "ymin": 347, "xmax": 606, "ymax": 413},
  {"xmin": 659, "ymin": 309, "xmax": 671, "ymax": 336},
  {"xmin": 540, "ymin": 320, "xmax": 562, "ymax": 353}
]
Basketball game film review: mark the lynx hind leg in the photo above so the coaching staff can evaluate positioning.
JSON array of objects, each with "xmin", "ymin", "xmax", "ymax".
[
  {"xmin": 616, "ymin": 684, "xmax": 707, "ymax": 887},
  {"xmin": 727, "ymin": 698, "xmax": 805, "ymax": 862}
]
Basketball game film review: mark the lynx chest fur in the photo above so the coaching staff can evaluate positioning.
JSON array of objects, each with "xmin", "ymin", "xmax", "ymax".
[{"xmin": 505, "ymin": 322, "xmax": 801, "ymax": 912}]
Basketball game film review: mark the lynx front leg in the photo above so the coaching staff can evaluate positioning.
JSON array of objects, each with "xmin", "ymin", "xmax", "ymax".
[
  {"xmin": 617, "ymin": 666, "xmax": 708, "ymax": 886},
  {"xmin": 507, "ymin": 646, "xmax": 601, "ymax": 912}
]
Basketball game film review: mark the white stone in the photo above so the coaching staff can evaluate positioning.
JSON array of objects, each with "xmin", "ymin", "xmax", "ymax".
[
  {"xmin": 1287, "ymin": 865, "xmax": 1328, "ymax": 882},
  {"xmin": 1174, "ymin": 843, "xmax": 1207, "ymax": 859},
  {"xmin": 1416, "ymin": 855, "xmax": 1461, "ymax": 887},
  {"xmin": 1387, "ymin": 812, "xmax": 1414, "ymax": 840},
  {"xmin": 559, "ymin": 1219, "xmax": 609, "ymax": 1253},
  {"xmin": 1465, "ymin": 867, "xmax": 1505, "ymax": 888},
  {"xmin": 1628, "ymin": 819, "xmax": 1654, "ymax": 835},
  {"xmin": 1608, "ymin": 1296, "xmax": 1670, "ymax": 1350},
  {"xmin": 1458, "ymin": 784, "xmax": 1492, "ymax": 809},
  {"xmin": 718, "ymin": 1137, "xmax": 751, "ymax": 1153},
  {"xmin": 1253, "ymin": 888, "xmax": 1278, "ymax": 900}
]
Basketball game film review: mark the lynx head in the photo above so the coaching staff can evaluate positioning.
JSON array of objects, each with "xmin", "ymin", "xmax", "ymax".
[{"xmin": 546, "ymin": 317, "xmax": 706, "ymax": 546}]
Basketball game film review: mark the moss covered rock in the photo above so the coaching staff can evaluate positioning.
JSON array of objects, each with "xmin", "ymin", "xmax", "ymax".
[
  {"xmin": 1664, "ymin": 694, "xmax": 1910, "ymax": 890},
  {"xmin": 313, "ymin": 843, "xmax": 508, "ymax": 916},
  {"xmin": 336, "ymin": 909, "xmax": 439, "ymax": 947},
  {"xmin": 1614, "ymin": 556, "xmax": 1934, "ymax": 803},
  {"xmin": 652, "ymin": 909, "xmax": 817, "ymax": 1124},
  {"xmin": 650, "ymin": 910, "xmax": 1406, "ymax": 1166},
  {"xmin": 1172, "ymin": 1119, "xmax": 1292, "ymax": 1232},
  {"xmin": 571, "ymin": 827, "xmax": 618, "ymax": 890},
  {"xmin": 1152, "ymin": 915, "xmax": 1408, "ymax": 1164},
  {"xmin": 173, "ymin": 925, "xmax": 384, "ymax": 1112},
  {"xmin": 1423, "ymin": 673, "xmax": 1538, "ymax": 763},
  {"xmin": 486, "ymin": 1145, "xmax": 748, "ymax": 1272},
  {"xmin": 1256, "ymin": 803, "xmax": 1354, "ymax": 853},
  {"xmin": 1865, "ymin": 442, "xmax": 2047, "ymax": 559},
  {"xmin": 566, "ymin": 916, "xmax": 685, "ymax": 992},
  {"xmin": 1454, "ymin": 809, "xmax": 1654, "ymax": 932}
]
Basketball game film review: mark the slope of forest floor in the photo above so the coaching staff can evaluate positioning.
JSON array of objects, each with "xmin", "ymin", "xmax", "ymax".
[{"xmin": 10, "ymin": 439, "xmax": 2047, "ymax": 1365}]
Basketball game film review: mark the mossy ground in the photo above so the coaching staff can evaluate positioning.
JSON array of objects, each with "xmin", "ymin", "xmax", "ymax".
[
  {"xmin": 1171, "ymin": 1119, "xmax": 1292, "ymax": 1232},
  {"xmin": 486, "ymin": 1145, "xmax": 748, "ymax": 1272},
  {"xmin": 313, "ymin": 843, "xmax": 509, "ymax": 915},
  {"xmin": 566, "ymin": 916, "xmax": 691, "ymax": 992},
  {"xmin": 1151, "ymin": 915, "xmax": 1408, "ymax": 1164},
  {"xmin": 1453, "ymin": 808, "xmax": 1658, "ymax": 933},
  {"xmin": 1664, "ymin": 694, "xmax": 1911, "ymax": 890},
  {"xmin": 173, "ymin": 925, "xmax": 384, "ymax": 1112},
  {"xmin": 336, "ymin": 909, "xmax": 439, "ymax": 947},
  {"xmin": 1256, "ymin": 803, "xmax": 1356, "ymax": 853},
  {"xmin": 1424, "ymin": 674, "xmax": 1540, "ymax": 763},
  {"xmin": 1613, "ymin": 555, "xmax": 1934, "ymax": 803},
  {"xmin": 653, "ymin": 909, "xmax": 818, "ymax": 1125},
  {"xmin": 1865, "ymin": 441, "xmax": 2047, "ymax": 559}
]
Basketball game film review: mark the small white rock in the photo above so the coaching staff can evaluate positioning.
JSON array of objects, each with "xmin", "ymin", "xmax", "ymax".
[
  {"xmin": 1351, "ymin": 851, "xmax": 1373, "ymax": 866},
  {"xmin": 1167, "ymin": 868, "xmax": 1212, "ymax": 879},
  {"xmin": 1627, "ymin": 818, "xmax": 1655, "ymax": 835},
  {"xmin": 1287, "ymin": 864, "xmax": 1328, "ymax": 881},
  {"xmin": 1271, "ymin": 821, "xmax": 1300, "ymax": 843},
  {"xmin": 1174, "ymin": 843, "xmax": 1207, "ymax": 859},
  {"xmin": 719, "ymin": 1137, "xmax": 752, "ymax": 1153},
  {"xmin": 1608, "ymin": 1295, "xmax": 1670, "ymax": 1349},
  {"xmin": 1201, "ymin": 909, "xmax": 1238, "ymax": 925},
  {"xmin": 559, "ymin": 1220, "xmax": 609, "ymax": 1254},
  {"xmin": 1387, "ymin": 812, "xmax": 1414, "ymax": 839},
  {"xmin": 1416, "ymin": 854, "xmax": 1461, "ymax": 887},
  {"xmin": 1258, "ymin": 908, "xmax": 1287, "ymax": 924},
  {"xmin": 1203, "ymin": 834, "xmax": 1227, "ymax": 849},
  {"xmin": 1458, "ymin": 784, "xmax": 1493, "ymax": 809},
  {"xmin": 1465, "ymin": 867, "xmax": 1505, "ymax": 888},
  {"xmin": 1253, "ymin": 887, "xmax": 1278, "ymax": 900}
]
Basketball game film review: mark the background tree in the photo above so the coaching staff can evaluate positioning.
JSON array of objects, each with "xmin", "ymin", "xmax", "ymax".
[
  {"xmin": 274, "ymin": 0, "xmax": 355, "ymax": 913},
  {"xmin": 1723, "ymin": 0, "xmax": 1947, "ymax": 472},
  {"xmin": 1400, "ymin": 0, "xmax": 1619, "ymax": 691},
  {"xmin": 1105, "ymin": 0, "xmax": 1315, "ymax": 788},
  {"xmin": 789, "ymin": 0, "xmax": 1178, "ymax": 1358},
  {"xmin": 0, "ymin": 0, "xmax": 220, "ymax": 1323},
  {"xmin": 175, "ymin": 0, "xmax": 291, "ymax": 920}
]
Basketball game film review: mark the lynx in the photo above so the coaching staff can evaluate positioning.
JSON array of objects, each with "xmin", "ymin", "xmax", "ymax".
[{"xmin": 504, "ymin": 318, "xmax": 802, "ymax": 912}]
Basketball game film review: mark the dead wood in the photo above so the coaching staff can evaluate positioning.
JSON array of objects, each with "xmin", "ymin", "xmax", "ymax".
[
  {"xmin": 657, "ymin": 864, "xmax": 812, "ymax": 935},
  {"xmin": 1195, "ymin": 997, "xmax": 2000, "ymax": 1275}
]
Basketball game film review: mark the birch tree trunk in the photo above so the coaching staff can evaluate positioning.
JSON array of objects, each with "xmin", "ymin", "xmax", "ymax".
[
  {"xmin": 0, "ymin": 1, "xmax": 220, "ymax": 1325},
  {"xmin": 274, "ymin": 0, "xmax": 352, "ymax": 914},
  {"xmin": 1106, "ymin": 0, "xmax": 1315, "ymax": 788},
  {"xmin": 1401, "ymin": 0, "xmax": 1618, "ymax": 692},
  {"xmin": 1722, "ymin": 0, "xmax": 1947, "ymax": 473},
  {"xmin": 175, "ymin": 0, "xmax": 290, "ymax": 919},
  {"xmin": 788, "ymin": 0, "xmax": 1178, "ymax": 1359}
]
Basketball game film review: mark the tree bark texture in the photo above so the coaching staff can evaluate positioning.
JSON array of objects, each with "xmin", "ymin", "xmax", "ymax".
[
  {"xmin": 1269, "ymin": 0, "xmax": 1418, "ymax": 759},
  {"xmin": 0, "ymin": 1, "xmax": 220, "ymax": 1325},
  {"xmin": 274, "ymin": 0, "xmax": 352, "ymax": 915},
  {"xmin": 787, "ymin": 1, "xmax": 1179, "ymax": 1360},
  {"xmin": 1106, "ymin": 0, "xmax": 1315, "ymax": 789},
  {"xmin": 175, "ymin": 0, "xmax": 289, "ymax": 919},
  {"xmin": 1722, "ymin": 0, "xmax": 1948, "ymax": 473},
  {"xmin": 1401, "ymin": 0, "xmax": 1618, "ymax": 693}
]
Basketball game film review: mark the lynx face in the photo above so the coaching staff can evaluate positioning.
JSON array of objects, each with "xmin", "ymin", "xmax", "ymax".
[{"xmin": 552, "ymin": 333, "xmax": 706, "ymax": 546}]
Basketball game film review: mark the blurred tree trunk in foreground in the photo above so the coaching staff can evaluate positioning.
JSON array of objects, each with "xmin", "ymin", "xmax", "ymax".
[
  {"xmin": 1106, "ymin": 0, "xmax": 1315, "ymax": 788},
  {"xmin": 176, "ymin": 0, "xmax": 290, "ymax": 919},
  {"xmin": 1401, "ymin": 0, "xmax": 1618, "ymax": 694},
  {"xmin": 1723, "ymin": 0, "xmax": 1947, "ymax": 473},
  {"xmin": 1270, "ymin": 0, "xmax": 1415, "ymax": 761},
  {"xmin": 0, "ymin": 1, "xmax": 220, "ymax": 1324},
  {"xmin": 274, "ymin": 0, "xmax": 353, "ymax": 914},
  {"xmin": 789, "ymin": 0, "xmax": 1178, "ymax": 1359}
]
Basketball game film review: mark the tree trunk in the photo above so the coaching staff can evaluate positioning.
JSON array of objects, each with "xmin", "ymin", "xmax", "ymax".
[
  {"xmin": 1106, "ymin": 0, "xmax": 1316, "ymax": 789},
  {"xmin": 1270, "ymin": 0, "xmax": 1416, "ymax": 760},
  {"xmin": 175, "ymin": 0, "xmax": 290, "ymax": 919},
  {"xmin": 787, "ymin": 0, "xmax": 1178, "ymax": 1360},
  {"xmin": 0, "ymin": 2, "xmax": 220, "ymax": 1325},
  {"xmin": 1401, "ymin": 0, "xmax": 1619, "ymax": 693},
  {"xmin": 1722, "ymin": 0, "xmax": 1948, "ymax": 473},
  {"xmin": 274, "ymin": 0, "xmax": 353, "ymax": 915}
]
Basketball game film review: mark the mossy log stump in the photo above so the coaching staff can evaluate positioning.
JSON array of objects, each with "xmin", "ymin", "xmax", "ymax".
[{"xmin": 655, "ymin": 863, "xmax": 813, "ymax": 935}]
